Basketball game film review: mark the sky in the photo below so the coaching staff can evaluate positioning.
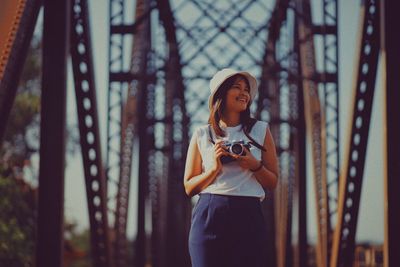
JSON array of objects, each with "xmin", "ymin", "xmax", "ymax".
[{"xmin": 55, "ymin": 0, "xmax": 386, "ymax": 244}]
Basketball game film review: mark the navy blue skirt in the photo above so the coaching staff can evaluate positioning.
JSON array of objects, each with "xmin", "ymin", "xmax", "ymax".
[{"xmin": 188, "ymin": 193, "xmax": 267, "ymax": 267}]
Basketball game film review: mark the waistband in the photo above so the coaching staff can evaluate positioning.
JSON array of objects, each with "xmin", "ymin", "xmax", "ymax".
[{"xmin": 198, "ymin": 193, "xmax": 260, "ymax": 205}]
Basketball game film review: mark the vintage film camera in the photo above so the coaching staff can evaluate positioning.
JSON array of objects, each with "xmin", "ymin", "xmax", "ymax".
[{"xmin": 220, "ymin": 140, "xmax": 252, "ymax": 164}]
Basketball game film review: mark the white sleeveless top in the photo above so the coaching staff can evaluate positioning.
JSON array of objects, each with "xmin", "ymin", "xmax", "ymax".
[{"xmin": 193, "ymin": 120, "xmax": 269, "ymax": 201}]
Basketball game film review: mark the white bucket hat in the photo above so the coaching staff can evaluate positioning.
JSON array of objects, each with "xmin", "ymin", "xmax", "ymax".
[{"xmin": 208, "ymin": 68, "xmax": 258, "ymax": 109}]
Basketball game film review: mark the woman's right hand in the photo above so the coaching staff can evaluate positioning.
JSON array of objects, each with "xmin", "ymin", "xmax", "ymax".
[{"xmin": 211, "ymin": 140, "xmax": 230, "ymax": 174}]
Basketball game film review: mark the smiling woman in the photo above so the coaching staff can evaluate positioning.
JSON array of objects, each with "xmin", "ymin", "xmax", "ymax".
[{"xmin": 183, "ymin": 68, "xmax": 279, "ymax": 266}]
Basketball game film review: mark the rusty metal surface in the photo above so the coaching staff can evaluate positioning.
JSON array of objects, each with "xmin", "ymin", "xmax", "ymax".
[
  {"xmin": 0, "ymin": 0, "xmax": 26, "ymax": 80},
  {"xmin": 0, "ymin": 0, "xmax": 40, "ymax": 143}
]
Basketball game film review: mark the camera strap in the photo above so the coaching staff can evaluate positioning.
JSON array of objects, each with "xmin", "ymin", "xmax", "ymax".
[
  {"xmin": 243, "ymin": 129, "xmax": 266, "ymax": 152},
  {"xmin": 207, "ymin": 124, "xmax": 266, "ymax": 152},
  {"xmin": 208, "ymin": 125, "xmax": 216, "ymax": 145}
]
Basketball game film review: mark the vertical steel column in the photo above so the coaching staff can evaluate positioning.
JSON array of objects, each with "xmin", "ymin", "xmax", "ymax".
[
  {"xmin": 295, "ymin": 70, "xmax": 308, "ymax": 267},
  {"xmin": 107, "ymin": 0, "xmax": 127, "ymax": 239},
  {"xmin": 382, "ymin": 0, "xmax": 400, "ymax": 266},
  {"xmin": 36, "ymin": 0, "xmax": 69, "ymax": 266},
  {"xmin": 156, "ymin": 0, "xmax": 191, "ymax": 265},
  {"xmin": 282, "ymin": 13, "xmax": 308, "ymax": 267},
  {"xmin": 164, "ymin": 48, "xmax": 190, "ymax": 267},
  {"xmin": 131, "ymin": 1, "xmax": 152, "ymax": 267},
  {"xmin": 320, "ymin": 0, "xmax": 339, "ymax": 246},
  {"xmin": 295, "ymin": 0, "xmax": 329, "ymax": 266},
  {"xmin": 259, "ymin": 34, "xmax": 279, "ymax": 267},
  {"xmin": 107, "ymin": 1, "xmax": 154, "ymax": 265},
  {"xmin": 0, "ymin": 0, "xmax": 41, "ymax": 143},
  {"xmin": 257, "ymin": 2, "xmax": 289, "ymax": 265},
  {"xmin": 70, "ymin": 0, "xmax": 113, "ymax": 266},
  {"xmin": 293, "ymin": 17, "xmax": 308, "ymax": 267},
  {"xmin": 330, "ymin": 1, "xmax": 380, "ymax": 266}
]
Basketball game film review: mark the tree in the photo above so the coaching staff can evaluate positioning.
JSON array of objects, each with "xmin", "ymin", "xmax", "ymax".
[
  {"xmin": 64, "ymin": 220, "xmax": 91, "ymax": 267},
  {"xmin": 0, "ymin": 34, "xmax": 41, "ymax": 266},
  {"xmin": 0, "ymin": 171, "xmax": 36, "ymax": 267},
  {"xmin": 0, "ymin": 35, "xmax": 41, "ymax": 182}
]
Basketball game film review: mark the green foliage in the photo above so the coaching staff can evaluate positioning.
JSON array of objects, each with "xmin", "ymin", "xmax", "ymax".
[
  {"xmin": 0, "ymin": 31, "xmax": 41, "ymax": 267},
  {"xmin": 64, "ymin": 221, "xmax": 91, "ymax": 267},
  {"xmin": 1, "ymin": 34, "xmax": 41, "ymax": 174},
  {"xmin": 0, "ymin": 21, "xmax": 88, "ymax": 267},
  {"xmin": 0, "ymin": 174, "xmax": 36, "ymax": 267}
]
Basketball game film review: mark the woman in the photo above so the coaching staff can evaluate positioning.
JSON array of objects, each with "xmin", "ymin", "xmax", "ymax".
[{"xmin": 183, "ymin": 68, "xmax": 279, "ymax": 267}]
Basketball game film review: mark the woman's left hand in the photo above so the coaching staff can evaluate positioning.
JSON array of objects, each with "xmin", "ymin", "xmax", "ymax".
[{"xmin": 232, "ymin": 147, "xmax": 260, "ymax": 170}]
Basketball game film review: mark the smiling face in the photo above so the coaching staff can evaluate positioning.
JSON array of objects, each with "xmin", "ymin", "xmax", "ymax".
[{"xmin": 224, "ymin": 76, "xmax": 251, "ymax": 113}]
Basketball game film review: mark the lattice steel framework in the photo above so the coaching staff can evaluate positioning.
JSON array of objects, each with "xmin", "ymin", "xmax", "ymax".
[
  {"xmin": 296, "ymin": 0, "xmax": 330, "ymax": 265},
  {"xmin": 107, "ymin": 1, "xmax": 191, "ymax": 266},
  {"xmin": 105, "ymin": 0, "xmax": 339, "ymax": 266},
  {"xmin": 107, "ymin": 0, "xmax": 129, "ymax": 241},
  {"xmin": 107, "ymin": 1, "xmax": 155, "ymax": 266},
  {"xmin": 153, "ymin": 0, "xmax": 191, "ymax": 266},
  {"xmin": 10, "ymin": 1, "xmax": 399, "ymax": 267},
  {"xmin": 256, "ymin": 1, "xmax": 297, "ymax": 266},
  {"xmin": 320, "ymin": 0, "xmax": 339, "ymax": 241}
]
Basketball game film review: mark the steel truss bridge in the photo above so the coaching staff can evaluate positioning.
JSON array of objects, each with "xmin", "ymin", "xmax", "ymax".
[{"xmin": 0, "ymin": 0, "xmax": 399, "ymax": 266}]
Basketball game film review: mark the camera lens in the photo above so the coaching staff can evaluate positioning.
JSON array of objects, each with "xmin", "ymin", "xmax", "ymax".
[{"xmin": 231, "ymin": 143, "xmax": 243, "ymax": 155}]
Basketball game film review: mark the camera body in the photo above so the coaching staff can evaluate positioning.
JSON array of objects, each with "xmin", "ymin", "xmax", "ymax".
[{"xmin": 220, "ymin": 140, "xmax": 251, "ymax": 164}]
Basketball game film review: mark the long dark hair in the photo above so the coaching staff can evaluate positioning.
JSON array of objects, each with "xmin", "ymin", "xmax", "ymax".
[{"xmin": 208, "ymin": 74, "xmax": 258, "ymax": 137}]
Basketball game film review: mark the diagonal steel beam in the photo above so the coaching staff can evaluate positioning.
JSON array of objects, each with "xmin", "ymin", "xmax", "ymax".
[
  {"xmin": 330, "ymin": 0, "xmax": 380, "ymax": 266},
  {"xmin": 70, "ymin": 0, "xmax": 113, "ymax": 266},
  {"xmin": 0, "ymin": 0, "xmax": 41, "ymax": 144},
  {"xmin": 295, "ymin": 0, "xmax": 330, "ymax": 266}
]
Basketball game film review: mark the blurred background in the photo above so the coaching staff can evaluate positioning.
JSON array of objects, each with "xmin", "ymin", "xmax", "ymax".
[{"xmin": 1, "ymin": 0, "xmax": 396, "ymax": 266}]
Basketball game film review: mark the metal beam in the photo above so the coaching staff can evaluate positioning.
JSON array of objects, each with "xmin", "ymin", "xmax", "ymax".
[
  {"xmin": 36, "ymin": 0, "xmax": 69, "ymax": 266},
  {"xmin": 70, "ymin": 0, "xmax": 113, "ymax": 266},
  {"xmin": 330, "ymin": 1, "xmax": 380, "ymax": 266},
  {"xmin": 107, "ymin": 1, "xmax": 154, "ymax": 266},
  {"xmin": 258, "ymin": 33, "xmax": 279, "ymax": 266},
  {"xmin": 293, "ymin": 15, "xmax": 308, "ymax": 267},
  {"xmin": 106, "ymin": 1, "xmax": 128, "ymax": 247},
  {"xmin": 295, "ymin": 0, "xmax": 330, "ymax": 266},
  {"xmin": 0, "ymin": 0, "xmax": 41, "ymax": 144},
  {"xmin": 128, "ymin": 1, "xmax": 152, "ymax": 267},
  {"xmin": 257, "ymin": 0, "xmax": 288, "ymax": 261},
  {"xmin": 382, "ymin": 0, "xmax": 400, "ymax": 266},
  {"xmin": 156, "ymin": 0, "xmax": 191, "ymax": 265},
  {"xmin": 320, "ymin": 2, "xmax": 339, "ymax": 256}
]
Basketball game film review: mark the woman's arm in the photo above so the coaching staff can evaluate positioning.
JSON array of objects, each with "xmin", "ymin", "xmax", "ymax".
[
  {"xmin": 183, "ymin": 133, "xmax": 225, "ymax": 197},
  {"xmin": 252, "ymin": 127, "xmax": 279, "ymax": 190}
]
